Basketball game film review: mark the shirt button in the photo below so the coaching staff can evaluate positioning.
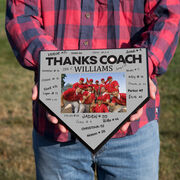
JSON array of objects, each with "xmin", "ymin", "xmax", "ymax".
[
  {"xmin": 85, "ymin": 13, "xmax": 90, "ymax": 19},
  {"xmin": 84, "ymin": 41, "xmax": 89, "ymax": 46}
]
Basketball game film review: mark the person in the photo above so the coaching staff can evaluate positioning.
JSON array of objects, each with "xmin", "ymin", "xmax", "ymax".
[
  {"xmin": 86, "ymin": 78, "xmax": 94, "ymax": 85},
  {"xmin": 72, "ymin": 77, "xmax": 86, "ymax": 89},
  {"xmin": 109, "ymin": 89, "xmax": 127, "ymax": 112},
  {"xmin": 100, "ymin": 78, "xmax": 106, "ymax": 85},
  {"xmin": 99, "ymin": 78, "xmax": 107, "ymax": 94},
  {"xmin": 79, "ymin": 85, "xmax": 95, "ymax": 113},
  {"xmin": 105, "ymin": 76, "xmax": 119, "ymax": 93},
  {"xmin": 61, "ymin": 86, "xmax": 83, "ymax": 113},
  {"xmin": 100, "ymin": 86, "xmax": 110, "ymax": 105},
  {"xmin": 93, "ymin": 80, "xmax": 100, "ymax": 96},
  {"xmin": 5, "ymin": 0, "xmax": 180, "ymax": 179},
  {"xmin": 91, "ymin": 96, "xmax": 109, "ymax": 113}
]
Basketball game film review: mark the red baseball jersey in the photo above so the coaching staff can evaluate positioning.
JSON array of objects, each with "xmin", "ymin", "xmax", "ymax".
[
  {"xmin": 73, "ymin": 82, "xmax": 87, "ymax": 90},
  {"xmin": 63, "ymin": 88, "xmax": 82, "ymax": 101},
  {"xmin": 106, "ymin": 80, "xmax": 119, "ymax": 93},
  {"xmin": 101, "ymin": 92, "xmax": 110, "ymax": 103},
  {"xmin": 81, "ymin": 91, "xmax": 95, "ymax": 104},
  {"xmin": 73, "ymin": 82, "xmax": 80, "ymax": 89},
  {"xmin": 93, "ymin": 104, "xmax": 109, "ymax": 113}
]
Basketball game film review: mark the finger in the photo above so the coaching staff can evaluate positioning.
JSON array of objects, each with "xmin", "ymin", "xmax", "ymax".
[
  {"xmin": 58, "ymin": 124, "xmax": 67, "ymax": 133},
  {"xmin": 121, "ymin": 121, "xmax": 131, "ymax": 132},
  {"xmin": 46, "ymin": 113, "xmax": 67, "ymax": 133},
  {"xmin": 32, "ymin": 84, "xmax": 38, "ymax": 100},
  {"xmin": 130, "ymin": 107, "xmax": 143, "ymax": 121},
  {"xmin": 46, "ymin": 112, "xmax": 58, "ymax": 124},
  {"xmin": 121, "ymin": 107, "xmax": 143, "ymax": 132},
  {"xmin": 149, "ymin": 78, "xmax": 156, "ymax": 100}
]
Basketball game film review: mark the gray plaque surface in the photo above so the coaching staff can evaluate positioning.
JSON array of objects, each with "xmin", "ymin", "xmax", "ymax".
[{"xmin": 39, "ymin": 48, "xmax": 149, "ymax": 153}]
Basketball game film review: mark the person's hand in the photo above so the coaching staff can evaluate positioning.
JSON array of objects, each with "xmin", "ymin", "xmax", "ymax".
[
  {"xmin": 32, "ymin": 83, "xmax": 67, "ymax": 133},
  {"xmin": 120, "ymin": 77, "xmax": 156, "ymax": 132}
]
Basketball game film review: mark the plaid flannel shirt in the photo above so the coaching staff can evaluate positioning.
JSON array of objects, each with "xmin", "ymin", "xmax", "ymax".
[{"xmin": 6, "ymin": 0, "xmax": 180, "ymax": 141}]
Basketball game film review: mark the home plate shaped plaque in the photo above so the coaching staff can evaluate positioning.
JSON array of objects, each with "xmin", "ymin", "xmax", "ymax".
[{"xmin": 39, "ymin": 48, "xmax": 149, "ymax": 153}]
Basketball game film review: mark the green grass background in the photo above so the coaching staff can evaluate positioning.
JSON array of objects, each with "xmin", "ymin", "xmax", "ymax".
[{"xmin": 0, "ymin": 1, "xmax": 180, "ymax": 179}]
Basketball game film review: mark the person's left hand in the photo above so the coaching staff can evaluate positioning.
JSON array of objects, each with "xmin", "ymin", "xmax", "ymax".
[
  {"xmin": 32, "ymin": 83, "xmax": 67, "ymax": 133},
  {"xmin": 120, "ymin": 77, "xmax": 156, "ymax": 132}
]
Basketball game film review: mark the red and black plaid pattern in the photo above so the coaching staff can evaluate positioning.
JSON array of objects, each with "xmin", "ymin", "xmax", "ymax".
[{"xmin": 6, "ymin": 0, "xmax": 180, "ymax": 141}]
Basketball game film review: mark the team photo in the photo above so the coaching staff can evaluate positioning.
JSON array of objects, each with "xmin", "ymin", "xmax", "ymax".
[{"xmin": 61, "ymin": 72, "xmax": 127, "ymax": 113}]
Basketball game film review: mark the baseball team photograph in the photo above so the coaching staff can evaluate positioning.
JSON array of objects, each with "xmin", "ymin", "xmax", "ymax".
[{"xmin": 61, "ymin": 72, "xmax": 127, "ymax": 113}]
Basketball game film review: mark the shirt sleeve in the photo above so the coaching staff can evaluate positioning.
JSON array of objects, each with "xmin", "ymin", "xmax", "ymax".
[
  {"xmin": 73, "ymin": 83, "xmax": 78, "ymax": 89},
  {"xmin": 5, "ymin": 0, "xmax": 58, "ymax": 71},
  {"xmin": 63, "ymin": 89, "xmax": 72, "ymax": 99},
  {"xmin": 120, "ymin": 93, "xmax": 126, "ymax": 105},
  {"xmin": 134, "ymin": 0, "xmax": 180, "ymax": 77},
  {"xmin": 111, "ymin": 97, "xmax": 116, "ymax": 104},
  {"xmin": 103, "ymin": 105, "xmax": 109, "ymax": 112}
]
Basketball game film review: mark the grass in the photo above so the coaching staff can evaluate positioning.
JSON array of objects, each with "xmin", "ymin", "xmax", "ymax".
[
  {"xmin": 0, "ymin": 1, "xmax": 180, "ymax": 180},
  {"xmin": 158, "ymin": 44, "xmax": 180, "ymax": 179},
  {"xmin": 0, "ymin": 3, "xmax": 35, "ymax": 180}
]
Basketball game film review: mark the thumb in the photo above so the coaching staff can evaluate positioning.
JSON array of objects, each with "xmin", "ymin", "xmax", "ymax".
[
  {"xmin": 32, "ymin": 83, "xmax": 38, "ymax": 100},
  {"xmin": 149, "ymin": 78, "xmax": 156, "ymax": 100}
]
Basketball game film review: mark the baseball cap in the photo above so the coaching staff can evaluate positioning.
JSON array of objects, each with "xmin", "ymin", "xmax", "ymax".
[{"xmin": 80, "ymin": 78, "xmax": 84, "ymax": 82}]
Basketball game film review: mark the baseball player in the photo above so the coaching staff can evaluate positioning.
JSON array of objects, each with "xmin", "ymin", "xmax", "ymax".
[
  {"xmin": 79, "ymin": 85, "xmax": 95, "ymax": 113},
  {"xmin": 61, "ymin": 85, "xmax": 83, "ymax": 113},
  {"xmin": 106, "ymin": 76, "xmax": 119, "ymax": 93},
  {"xmin": 73, "ymin": 78, "xmax": 87, "ymax": 89},
  {"xmin": 91, "ymin": 96, "xmax": 109, "ymax": 113},
  {"xmin": 100, "ymin": 86, "xmax": 110, "ymax": 105},
  {"xmin": 109, "ymin": 89, "xmax": 127, "ymax": 112}
]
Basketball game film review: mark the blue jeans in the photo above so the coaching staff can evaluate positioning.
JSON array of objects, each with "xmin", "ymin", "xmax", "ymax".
[{"xmin": 33, "ymin": 120, "xmax": 160, "ymax": 180}]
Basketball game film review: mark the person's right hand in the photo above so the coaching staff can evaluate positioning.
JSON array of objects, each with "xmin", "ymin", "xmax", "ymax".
[
  {"xmin": 32, "ymin": 84, "xmax": 67, "ymax": 133},
  {"xmin": 120, "ymin": 77, "xmax": 156, "ymax": 132}
]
